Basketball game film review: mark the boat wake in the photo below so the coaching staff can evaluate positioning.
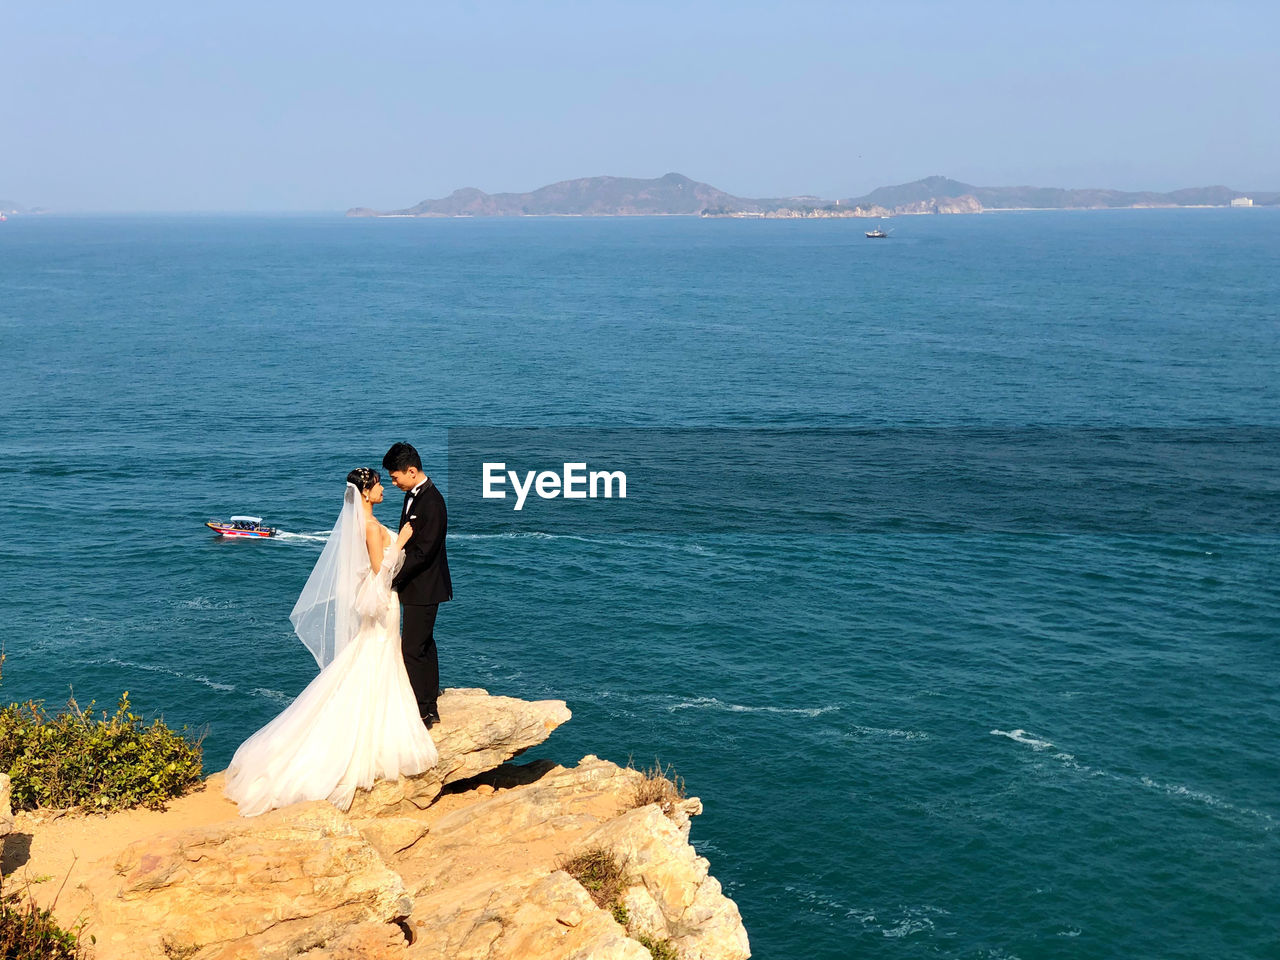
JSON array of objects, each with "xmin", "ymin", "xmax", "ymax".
[{"xmin": 274, "ymin": 530, "xmax": 330, "ymax": 543}]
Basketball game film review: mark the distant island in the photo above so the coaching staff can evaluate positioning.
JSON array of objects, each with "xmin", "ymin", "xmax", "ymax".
[
  {"xmin": 0, "ymin": 200, "xmax": 48, "ymax": 216},
  {"xmin": 348, "ymin": 173, "xmax": 1279, "ymax": 219}
]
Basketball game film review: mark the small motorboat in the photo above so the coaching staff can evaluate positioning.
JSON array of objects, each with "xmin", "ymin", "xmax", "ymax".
[
  {"xmin": 865, "ymin": 228, "xmax": 889, "ymax": 238},
  {"xmin": 206, "ymin": 515, "xmax": 277, "ymax": 538}
]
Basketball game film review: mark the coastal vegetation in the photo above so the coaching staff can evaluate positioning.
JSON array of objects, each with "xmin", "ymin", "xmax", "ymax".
[
  {"xmin": 559, "ymin": 845, "xmax": 629, "ymax": 911},
  {"xmin": 627, "ymin": 759, "xmax": 687, "ymax": 819},
  {"xmin": 634, "ymin": 932, "xmax": 681, "ymax": 960},
  {"xmin": 559, "ymin": 845, "xmax": 680, "ymax": 960},
  {"xmin": 5, "ymin": 694, "xmax": 749, "ymax": 959},
  {"xmin": 0, "ymin": 656, "xmax": 203, "ymax": 812},
  {"xmin": 0, "ymin": 874, "xmax": 84, "ymax": 960}
]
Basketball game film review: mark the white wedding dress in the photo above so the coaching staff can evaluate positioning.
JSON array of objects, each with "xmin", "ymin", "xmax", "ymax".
[{"xmin": 224, "ymin": 525, "xmax": 438, "ymax": 816}]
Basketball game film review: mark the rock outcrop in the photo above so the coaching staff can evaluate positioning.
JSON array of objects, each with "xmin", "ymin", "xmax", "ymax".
[
  {"xmin": 345, "ymin": 688, "xmax": 572, "ymax": 818},
  {"xmin": 888, "ymin": 194, "xmax": 983, "ymax": 215},
  {"xmin": 7, "ymin": 690, "xmax": 750, "ymax": 960},
  {"xmin": 395, "ymin": 755, "xmax": 746, "ymax": 960},
  {"xmin": 585, "ymin": 805, "xmax": 749, "ymax": 960},
  {"xmin": 0, "ymin": 773, "xmax": 13, "ymax": 838},
  {"xmin": 85, "ymin": 802, "xmax": 411, "ymax": 960}
]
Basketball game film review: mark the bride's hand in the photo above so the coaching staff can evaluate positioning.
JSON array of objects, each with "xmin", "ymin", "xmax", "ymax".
[{"xmin": 396, "ymin": 522, "xmax": 414, "ymax": 549}]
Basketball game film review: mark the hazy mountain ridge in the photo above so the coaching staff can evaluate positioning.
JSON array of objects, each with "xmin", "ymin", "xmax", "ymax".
[
  {"xmin": 843, "ymin": 177, "xmax": 1276, "ymax": 210},
  {"xmin": 348, "ymin": 174, "xmax": 1278, "ymax": 218},
  {"xmin": 0, "ymin": 200, "xmax": 51, "ymax": 215},
  {"xmin": 349, "ymin": 173, "xmax": 770, "ymax": 218}
]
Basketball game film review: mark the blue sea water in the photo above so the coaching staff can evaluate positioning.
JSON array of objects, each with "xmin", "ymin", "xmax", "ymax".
[{"xmin": 1, "ymin": 210, "xmax": 1278, "ymax": 959}]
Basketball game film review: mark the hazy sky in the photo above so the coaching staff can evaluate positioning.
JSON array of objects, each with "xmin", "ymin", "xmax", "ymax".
[{"xmin": 4, "ymin": 1, "xmax": 1277, "ymax": 211}]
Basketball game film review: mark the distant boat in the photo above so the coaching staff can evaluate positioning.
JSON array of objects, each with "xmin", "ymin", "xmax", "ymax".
[
  {"xmin": 865, "ymin": 228, "xmax": 889, "ymax": 238},
  {"xmin": 206, "ymin": 515, "xmax": 277, "ymax": 538},
  {"xmin": 0, "ymin": 214, "xmax": 7, "ymax": 222}
]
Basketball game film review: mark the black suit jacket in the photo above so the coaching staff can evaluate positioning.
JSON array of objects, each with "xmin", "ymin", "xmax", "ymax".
[{"xmin": 393, "ymin": 479, "xmax": 453, "ymax": 605}]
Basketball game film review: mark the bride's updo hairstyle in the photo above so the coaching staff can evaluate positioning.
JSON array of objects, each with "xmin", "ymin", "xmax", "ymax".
[{"xmin": 346, "ymin": 467, "xmax": 381, "ymax": 492}]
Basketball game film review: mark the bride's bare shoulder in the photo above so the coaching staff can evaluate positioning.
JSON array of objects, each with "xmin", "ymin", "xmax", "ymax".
[{"xmin": 365, "ymin": 518, "xmax": 391, "ymax": 546}]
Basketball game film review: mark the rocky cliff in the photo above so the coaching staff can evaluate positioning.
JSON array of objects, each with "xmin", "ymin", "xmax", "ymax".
[{"xmin": 1, "ymin": 689, "xmax": 750, "ymax": 960}]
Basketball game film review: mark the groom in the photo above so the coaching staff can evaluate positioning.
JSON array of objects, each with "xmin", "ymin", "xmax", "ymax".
[{"xmin": 383, "ymin": 442, "xmax": 453, "ymax": 728}]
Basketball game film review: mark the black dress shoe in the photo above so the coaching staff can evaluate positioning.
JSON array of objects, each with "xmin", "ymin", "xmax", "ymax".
[{"xmin": 422, "ymin": 712, "xmax": 441, "ymax": 729}]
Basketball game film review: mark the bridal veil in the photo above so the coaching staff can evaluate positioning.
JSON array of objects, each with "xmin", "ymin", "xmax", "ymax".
[{"xmin": 289, "ymin": 482, "xmax": 369, "ymax": 668}]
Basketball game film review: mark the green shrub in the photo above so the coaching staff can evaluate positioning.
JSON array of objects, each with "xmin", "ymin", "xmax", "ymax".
[
  {"xmin": 0, "ymin": 875, "xmax": 83, "ymax": 960},
  {"xmin": 558, "ymin": 846, "xmax": 628, "ymax": 911},
  {"xmin": 634, "ymin": 932, "xmax": 680, "ymax": 960},
  {"xmin": 560, "ymin": 845, "xmax": 681, "ymax": 959},
  {"xmin": 0, "ymin": 682, "xmax": 204, "ymax": 812}
]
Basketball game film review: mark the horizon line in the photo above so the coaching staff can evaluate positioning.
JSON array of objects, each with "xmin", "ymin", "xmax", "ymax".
[
  {"xmin": 10, "ymin": 173, "xmax": 1280, "ymax": 217},
  {"xmin": 7, "ymin": 207, "xmax": 1280, "ymax": 218}
]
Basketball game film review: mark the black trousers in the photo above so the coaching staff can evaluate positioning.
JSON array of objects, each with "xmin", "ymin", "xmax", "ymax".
[{"xmin": 401, "ymin": 602, "xmax": 440, "ymax": 719}]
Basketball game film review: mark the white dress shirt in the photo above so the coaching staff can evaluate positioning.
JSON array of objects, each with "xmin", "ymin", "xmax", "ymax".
[{"xmin": 405, "ymin": 479, "xmax": 429, "ymax": 518}]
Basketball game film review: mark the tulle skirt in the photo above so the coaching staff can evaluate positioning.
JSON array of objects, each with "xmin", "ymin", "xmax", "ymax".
[{"xmin": 224, "ymin": 620, "xmax": 439, "ymax": 817}]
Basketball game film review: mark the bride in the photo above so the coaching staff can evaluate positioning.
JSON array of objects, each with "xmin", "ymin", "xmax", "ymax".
[{"xmin": 224, "ymin": 467, "xmax": 439, "ymax": 816}]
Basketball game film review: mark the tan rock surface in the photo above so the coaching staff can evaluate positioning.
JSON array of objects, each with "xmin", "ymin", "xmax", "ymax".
[
  {"xmin": 294, "ymin": 920, "xmax": 408, "ymax": 960},
  {"xmin": 584, "ymin": 806, "xmax": 750, "ymax": 960},
  {"xmin": 353, "ymin": 816, "xmax": 432, "ymax": 861},
  {"xmin": 84, "ymin": 801, "xmax": 411, "ymax": 960},
  {"xmin": 1, "ymin": 687, "xmax": 566, "ymax": 929},
  {"xmin": 4, "ymin": 692, "xmax": 749, "ymax": 960},
  {"xmin": 393, "ymin": 755, "xmax": 749, "ymax": 959},
  {"xmin": 346, "ymin": 688, "xmax": 573, "ymax": 818}
]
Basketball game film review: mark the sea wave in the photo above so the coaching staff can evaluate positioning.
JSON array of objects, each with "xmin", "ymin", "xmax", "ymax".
[
  {"xmin": 575, "ymin": 689, "xmax": 841, "ymax": 718},
  {"xmin": 668, "ymin": 696, "xmax": 839, "ymax": 717},
  {"xmin": 848, "ymin": 724, "xmax": 930, "ymax": 741},
  {"xmin": 451, "ymin": 531, "xmax": 629, "ymax": 544},
  {"xmin": 992, "ymin": 728, "xmax": 1275, "ymax": 829},
  {"xmin": 450, "ymin": 531, "xmax": 714, "ymax": 554},
  {"xmin": 173, "ymin": 596, "xmax": 239, "ymax": 610},
  {"xmin": 990, "ymin": 728, "xmax": 1054, "ymax": 751},
  {"xmin": 250, "ymin": 687, "xmax": 295, "ymax": 704},
  {"xmin": 882, "ymin": 916, "xmax": 935, "ymax": 939},
  {"xmin": 91, "ymin": 657, "xmax": 235, "ymax": 692},
  {"xmin": 1137, "ymin": 776, "xmax": 1275, "ymax": 826},
  {"xmin": 784, "ymin": 888, "xmax": 951, "ymax": 941}
]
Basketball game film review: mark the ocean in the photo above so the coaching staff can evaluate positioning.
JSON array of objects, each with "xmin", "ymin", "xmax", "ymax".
[{"xmin": 1, "ymin": 209, "xmax": 1277, "ymax": 959}]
